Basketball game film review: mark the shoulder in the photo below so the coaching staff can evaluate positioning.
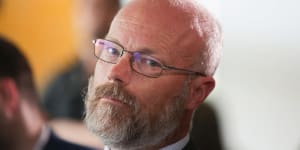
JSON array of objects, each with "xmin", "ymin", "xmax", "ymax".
[
  {"xmin": 47, "ymin": 62, "xmax": 85, "ymax": 88},
  {"xmin": 42, "ymin": 62, "xmax": 85, "ymax": 101}
]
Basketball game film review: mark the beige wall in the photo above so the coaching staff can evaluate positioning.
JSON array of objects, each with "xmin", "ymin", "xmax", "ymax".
[{"xmin": 0, "ymin": 0, "xmax": 76, "ymax": 91}]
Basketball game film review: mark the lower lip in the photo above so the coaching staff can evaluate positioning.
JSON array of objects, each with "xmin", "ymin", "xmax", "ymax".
[{"xmin": 101, "ymin": 97, "xmax": 126, "ymax": 106}]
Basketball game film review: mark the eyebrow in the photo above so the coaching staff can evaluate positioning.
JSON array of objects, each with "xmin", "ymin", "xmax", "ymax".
[
  {"xmin": 136, "ymin": 48, "xmax": 155, "ymax": 55},
  {"xmin": 104, "ymin": 36, "xmax": 117, "ymax": 43}
]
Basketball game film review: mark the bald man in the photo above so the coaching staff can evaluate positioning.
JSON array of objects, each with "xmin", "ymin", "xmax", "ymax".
[{"xmin": 84, "ymin": 0, "xmax": 223, "ymax": 149}]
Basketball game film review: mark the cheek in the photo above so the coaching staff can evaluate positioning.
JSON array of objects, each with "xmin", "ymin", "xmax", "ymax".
[
  {"xmin": 93, "ymin": 61, "xmax": 111, "ymax": 85},
  {"xmin": 133, "ymin": 77, "xmax": 185, "ymax": 111}
]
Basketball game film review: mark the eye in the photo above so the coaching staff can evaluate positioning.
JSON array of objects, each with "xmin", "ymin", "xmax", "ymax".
[
  {"xmin": 106, "ymin": 47, "xmax": 120, "ymax": 56},
  {"xmin": 145, "ymin": 58, "xmax": 160, "ymax": 67},
  {"xmin": 132, "ymin": 52, "xmax": 161, "ymax": 68}
]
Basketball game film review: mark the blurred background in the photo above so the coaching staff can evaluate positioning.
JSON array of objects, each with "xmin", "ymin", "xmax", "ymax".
[
  {"xmin": 0, "ymin": 0, "xmax": 74, "ymax": 90},
  {"xmin": 0, "ymin": 0, "xmax": 299, "ymax": 150}
]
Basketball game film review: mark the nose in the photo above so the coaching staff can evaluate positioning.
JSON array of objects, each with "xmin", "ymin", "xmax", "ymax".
[{"xmin": 107, "ymin": 53, "xmax": 132, "ymax": 85}]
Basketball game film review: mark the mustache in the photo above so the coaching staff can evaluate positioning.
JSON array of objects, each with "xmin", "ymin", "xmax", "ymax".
[{"xmin": 93, "ymin": 82, "xmax": 137, "ymax": 107}]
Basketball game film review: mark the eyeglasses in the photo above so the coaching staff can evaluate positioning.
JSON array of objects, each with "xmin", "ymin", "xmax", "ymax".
[{"xmin": 93, "ymin": 39, "xmax": 206, "ymax": 78}]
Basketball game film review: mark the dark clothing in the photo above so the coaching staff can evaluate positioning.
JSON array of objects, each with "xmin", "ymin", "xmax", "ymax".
[
  {"xmin": 183, "ymin": 139, "xmax": 197, "ymax": 150},
  {"xmin": 44, "ymin": 130, "xmax": 96, "ymax": 150},
  {"xmin": 190, "ymin": 103, "xmax": 224, "ymax": 150},
  {"xmin": 42, "ymin": 62, "xmax": 87, "ymax": 120}
]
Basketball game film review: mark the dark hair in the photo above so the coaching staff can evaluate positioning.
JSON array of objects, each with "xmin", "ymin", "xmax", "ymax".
[{"xmin": 0, "ymin": 36, "xmax": 38, "ymax": 103}]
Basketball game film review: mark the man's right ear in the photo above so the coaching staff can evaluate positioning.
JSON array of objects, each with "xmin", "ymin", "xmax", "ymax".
[{"xmin": 0, "ymin": 78, "xmax": 20, "ymax": 119}]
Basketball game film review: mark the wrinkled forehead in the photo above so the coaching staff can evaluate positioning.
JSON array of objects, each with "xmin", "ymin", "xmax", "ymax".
[
  {"xmin": 109, "ymin": 18, "xmax": 175, "ymax": 50},
  {"xmin": 109, "ymin": 0, "xmax": 206, "ymax": 50}
]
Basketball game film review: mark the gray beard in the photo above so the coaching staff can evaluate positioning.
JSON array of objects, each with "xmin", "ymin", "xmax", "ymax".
[{"xmin": 84, "ymin": 77, "xmax": 190, "ymax": 149}]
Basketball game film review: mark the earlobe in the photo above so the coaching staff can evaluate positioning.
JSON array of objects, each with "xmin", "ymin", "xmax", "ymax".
[
  {"xmin": 0, "ymin": 78, "xmax": 20, "ymax": 119},
  {"xmin": 185, "ymin": 76, "xmax": 215, "ymax": 110}
]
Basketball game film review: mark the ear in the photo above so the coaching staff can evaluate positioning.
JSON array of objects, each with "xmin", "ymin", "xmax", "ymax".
[
  {"xmin": 185, "ymin": 76, "xmax": 215, "ymax": 110},
  {"xmin": 0, "ymin": 78, "xmax": 20, "ymax": 120}
]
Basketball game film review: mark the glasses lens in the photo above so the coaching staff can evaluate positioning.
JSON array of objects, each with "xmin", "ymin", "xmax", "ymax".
[
  {"xmin": 94, "ymin": 39, "xmax": 122, "ymax": 63},
  {"xmin": 131, "ymin": 52, "xmax": 162, "ymax": 77}
]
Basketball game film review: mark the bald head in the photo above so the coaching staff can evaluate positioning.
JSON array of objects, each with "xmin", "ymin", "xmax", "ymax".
[{"xmin": 109, "ymin": 0, "xmax": 222, "ymax": 75}]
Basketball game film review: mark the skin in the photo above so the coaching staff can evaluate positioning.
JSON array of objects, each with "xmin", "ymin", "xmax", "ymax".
[
  {"xmin": 88, "ymin": 0, "xmax": 220, "ymax": 149},
  {"xmin": 0, "ymin": 78, "xmax": 44, "ymax": 150}
]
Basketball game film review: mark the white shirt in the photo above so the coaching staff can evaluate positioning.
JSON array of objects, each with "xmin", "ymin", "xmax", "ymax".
[{"xmin": 160, "ymin": 134, "xmax": 189, "ymax": 150}]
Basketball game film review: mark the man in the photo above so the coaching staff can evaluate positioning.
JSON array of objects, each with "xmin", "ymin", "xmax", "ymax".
[
  {"xmin": 43, "ymin": 0, "xmax": 120, "ymax": 120},
  {"xmin": 84, "ymin": 0, "xmax": 222, "ymax": 149},
  {"xmin": 0, "ymin": 36, "xmax": 96, "ymax": 150}
]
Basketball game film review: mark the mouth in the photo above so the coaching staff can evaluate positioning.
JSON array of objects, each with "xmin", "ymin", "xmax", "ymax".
[{"xmin": 100, "ymin": 96, "xmax": 128, "ymax": 107}]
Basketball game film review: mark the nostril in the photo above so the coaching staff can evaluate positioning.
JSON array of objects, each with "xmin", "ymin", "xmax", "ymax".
[
  {"xmin": 113, "ymin": 78, "xmax": 123, "ymax": 83},
  {"xmin": 107, "ymin": 65, "xmax": 128, "ymax": 84}
]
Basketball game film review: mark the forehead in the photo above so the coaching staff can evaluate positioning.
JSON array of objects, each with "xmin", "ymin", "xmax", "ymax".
[
  {"xmin": 109, "ymin": 18, "xmax": 175, "ymax": 51},
  {"xmin": 107, "ymin": 1, "xmax": 204, "ymax": 65}
]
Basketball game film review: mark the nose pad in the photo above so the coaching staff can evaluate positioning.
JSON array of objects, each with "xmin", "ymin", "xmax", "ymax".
[{"xmin": 107, "ymin": 54, "xmax": 132, "ymax": 85}]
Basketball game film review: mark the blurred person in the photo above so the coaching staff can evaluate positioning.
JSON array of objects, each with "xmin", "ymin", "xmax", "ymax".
[
  {"xmin": 42, "ymin": 0, "xmax": 120, "ymax": 120},
  {"xmin": 84, "ymin": 0, "xmax": 223, "ymax": 149},
  {"xmin": 48, "ymin": 118, "xmax": 103, "ymax": 148},
  {"xmin": 0, "ymin": 36, "xmax": 96, "ymax": 150}
]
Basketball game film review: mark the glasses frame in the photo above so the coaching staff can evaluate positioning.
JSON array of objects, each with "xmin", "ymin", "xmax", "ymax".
[{"xmin": 93, "ymin": 39, "xmax": 206, "ymax": 78}]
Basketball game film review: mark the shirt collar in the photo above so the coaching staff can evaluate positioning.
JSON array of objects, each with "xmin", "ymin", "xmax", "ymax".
[
  {"xmin": 104, "ymin": 134, "xmax": 190, "ymax": 150},
  {"xmin": 104, "ymin": 145, "xmax": 111, "ymax": 150},
  {"xmin": 160, "ymin": 134, "xmax": 189, "ymax": 150},
  {"xmin": 33, "ymin": 125, "xmax": 51, "ymax": 150}
]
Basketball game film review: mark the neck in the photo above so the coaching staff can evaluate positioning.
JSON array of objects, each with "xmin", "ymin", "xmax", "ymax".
[
  {"xmin": 109, "ymin": 110, "xmax": 192, "ymax": 150},
  {"xmin": 156, "ymin": 110, "xmax": 192, "ymax": 149},
  {"xmin": 18, "ymin": 100, "xmax": 45, "ymax": 150}
]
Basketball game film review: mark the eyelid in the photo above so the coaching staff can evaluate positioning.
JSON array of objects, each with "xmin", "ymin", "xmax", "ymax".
[{"xmin": 137, "ymin": 51, "xmax": 171, "ymax": 67}]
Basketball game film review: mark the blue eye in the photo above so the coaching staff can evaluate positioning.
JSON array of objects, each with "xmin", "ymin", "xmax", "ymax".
[
  {"xmin": 145, "ymin": 59, "xmax": 160, "ymax": 67},
  {"xmin": 106, "ymin": 47, "xmax": 120, "ymax": 56},
  {"xmin": 132, "ymin": 52, "xmax": 161, "ymax": 68}
]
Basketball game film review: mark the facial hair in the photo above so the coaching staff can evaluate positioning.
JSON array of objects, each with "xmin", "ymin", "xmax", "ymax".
[{"xmin": 84, "ymin": 77, "xmax": 190, "ymax": 149}]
